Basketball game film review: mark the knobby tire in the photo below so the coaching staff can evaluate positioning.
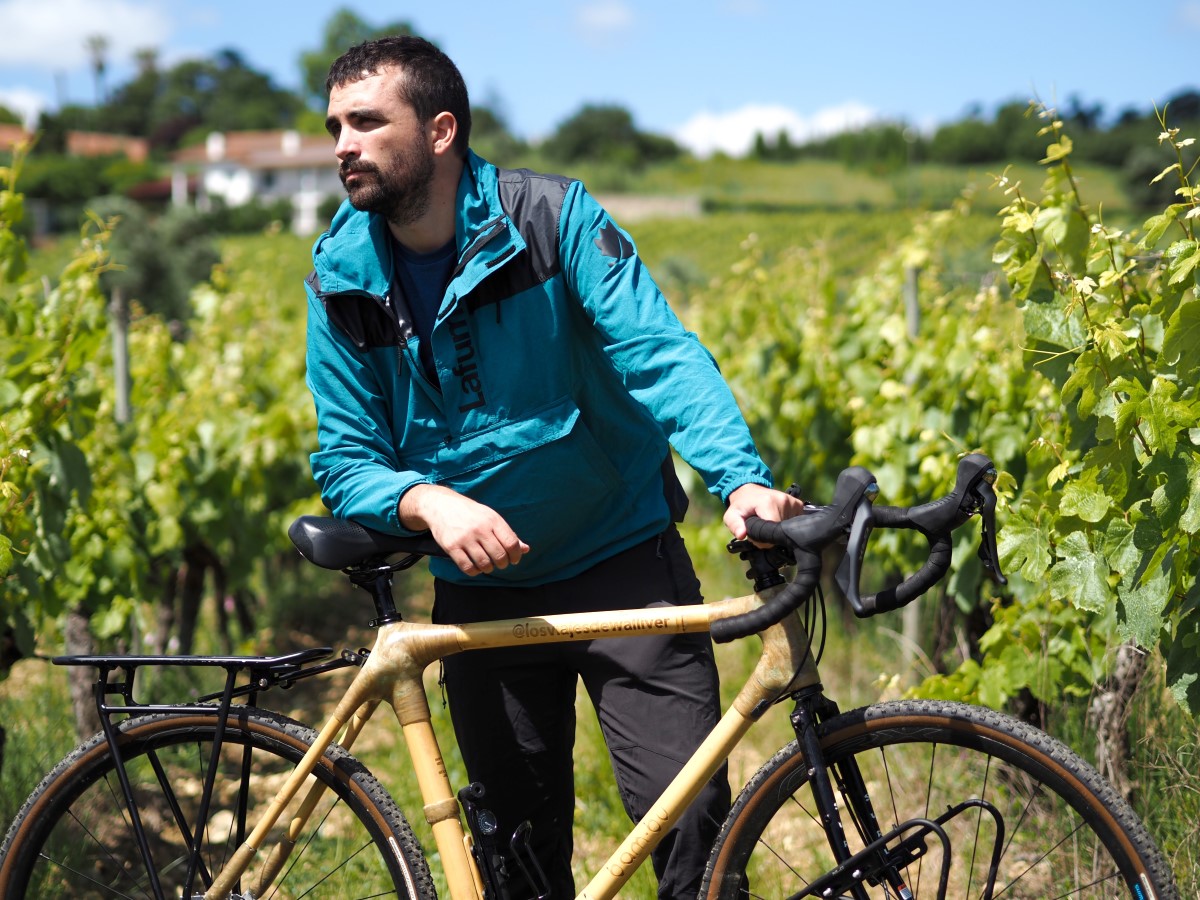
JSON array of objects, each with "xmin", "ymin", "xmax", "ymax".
[
  {"xmin": 701, "ymin": 699, "xmax": 1178, "ymax": 900},
  {"xmin": 0, "ymin": 707, "xmax": 436, "ymax": 899}
]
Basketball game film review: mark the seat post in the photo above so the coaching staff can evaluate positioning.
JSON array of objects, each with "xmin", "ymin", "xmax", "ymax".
[{"xmin": 349, "ymin": 566, "xmax": 404, "ymax": 627}]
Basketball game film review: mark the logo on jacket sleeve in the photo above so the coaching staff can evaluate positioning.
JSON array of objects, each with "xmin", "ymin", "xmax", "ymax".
[{"xmin": 594, "ymin": 221, "xmax": 634, "ymax": 264}]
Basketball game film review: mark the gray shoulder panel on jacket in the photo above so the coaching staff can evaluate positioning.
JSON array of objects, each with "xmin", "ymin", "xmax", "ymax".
[
  {"xmin": 466, "ymin": 168, "xmax": 573, "ymax": 313},
  {"xmin": 497, "ymin": 167, "xmax": 572, "ymax": 281}
]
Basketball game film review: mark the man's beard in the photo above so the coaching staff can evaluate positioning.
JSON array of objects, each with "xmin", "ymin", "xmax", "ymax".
[{"xmin": 340, "ymin": 139, "xmax": 435, "ymax": 228}]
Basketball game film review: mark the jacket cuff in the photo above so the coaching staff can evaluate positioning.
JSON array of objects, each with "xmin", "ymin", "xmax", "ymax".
[
  {"xmin": 717, "ymin": 473, "xmax": 775, "ymax": 505},
  {"xmin": 392, "ymin": 478, "xmax": 435, "ymax": 534}
]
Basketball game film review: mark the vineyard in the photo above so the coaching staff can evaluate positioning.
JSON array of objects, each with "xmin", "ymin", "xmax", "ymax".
[{"xmin": 2, "ymin": 110, "xmax": 1199, "ymax": 890}]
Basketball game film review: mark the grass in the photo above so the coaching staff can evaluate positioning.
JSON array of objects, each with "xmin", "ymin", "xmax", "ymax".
[
  {"xmin": 1107, "ymin": 665, "xmax": 1200, "ymax": 893},
  {"xmin": 534, "ymin": 154, "xmax": 1135, "ymax": 216}
]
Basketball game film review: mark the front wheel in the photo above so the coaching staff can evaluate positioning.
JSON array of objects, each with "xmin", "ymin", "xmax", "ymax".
[
  {"xmin": 0, "ymin": 707, "xmax": 436, "ymax": 899},
  {"xmin": 702, "ymin": 699, "xmax": 1178, "ymax": 899}
]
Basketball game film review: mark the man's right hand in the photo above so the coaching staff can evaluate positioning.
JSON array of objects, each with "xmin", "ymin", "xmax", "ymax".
[{"xmin": 399, "ymin": 484, "xmax": 529, "ymax": 576}]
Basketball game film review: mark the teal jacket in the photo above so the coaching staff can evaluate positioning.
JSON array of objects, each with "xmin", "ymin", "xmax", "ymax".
[{"xmin": 305, "ymin": 151, "xmax": 772, "ymax": 585}]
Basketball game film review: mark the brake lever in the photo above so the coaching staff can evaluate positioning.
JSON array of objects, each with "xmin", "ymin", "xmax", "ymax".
[
  {"xmin": 948, "ymin": 454, "xmax": 1007, "ymax": 586},
  {"xmin": 779, "ymin": 466, "xmax": 877, "ymax": 549},
  {"xmin": 835, "ymin": 454, "xmax": 1007, "ymax": 616},
  {"xmin": 972, "ymin": 471, "xmax": 1007, "ymax": 586},
  {"xmin": 833, "ymin": 495, "xmax": 877, "ymax": 612}
]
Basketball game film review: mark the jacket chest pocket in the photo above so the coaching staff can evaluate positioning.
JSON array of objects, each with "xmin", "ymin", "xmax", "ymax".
[{"xmin": 417, "ymin": 396, "xmax": 627, "ymax": 565}]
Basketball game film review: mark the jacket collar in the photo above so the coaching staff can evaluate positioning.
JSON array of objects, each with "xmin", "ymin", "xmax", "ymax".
[{"xmin": 312, "ymin": 151, "xmax": 524, "ymax": 298}]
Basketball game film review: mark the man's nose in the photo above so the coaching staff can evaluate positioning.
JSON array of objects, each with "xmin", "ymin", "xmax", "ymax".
[{"xmin": 334, "ymin": 130, "xmax": 358, "ymax": 161}]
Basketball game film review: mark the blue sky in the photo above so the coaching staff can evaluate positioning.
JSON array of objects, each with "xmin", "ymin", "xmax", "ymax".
[{"xmin": 2, "ymin": 0, "xmax": 1198, "ymax": 156}]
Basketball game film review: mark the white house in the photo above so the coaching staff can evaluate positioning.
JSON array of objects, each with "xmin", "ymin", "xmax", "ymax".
[{"xmin": 171, "ymin": 130, "xmax": 343, "ymax": 235}]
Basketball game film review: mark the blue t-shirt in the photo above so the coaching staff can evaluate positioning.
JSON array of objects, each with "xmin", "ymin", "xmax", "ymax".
[{"xmin": 393, "ymin": 237, "xmax": 456, "ymax": 380}]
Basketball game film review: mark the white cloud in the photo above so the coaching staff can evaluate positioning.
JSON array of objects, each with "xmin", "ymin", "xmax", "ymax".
[
  {"xmin": 674, "ymin": 101, "xmax": 879, "ymax": 157},
  {"xmin": 575, "ymin": 0, "xmax": 635, "ymax": 42},
  {"xmin": 0, "ymin": 0, "xmax": 172, "ymax": 70},
  {"xmin": 0, "ymin": 87, "xmax": 49, "ymax": 128}
]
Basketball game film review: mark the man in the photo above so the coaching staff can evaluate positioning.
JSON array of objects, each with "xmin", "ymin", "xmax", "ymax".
[{"xmin": 305, "ymin": 35, "xmax": 801, "ymax": 899}]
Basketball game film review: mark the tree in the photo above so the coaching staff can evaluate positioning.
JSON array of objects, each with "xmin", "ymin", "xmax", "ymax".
[
  {"xmin": 993, "ymin": 101, "xmax": 1048, "ymax": 163},
  {"xmin": 157, "ymin": 49, "xmax": 304, "ymax": 140},
  {"xmin": 75, "ymin": 47, "xmax": 304, "ymax": 149},
  {"xmin": 928, "ymin": 117, "xmax": 1000, "ymax": 164},
  {"xmin": 103, "ymin": 50, "xmax": 163, "ymax": 138},
  {"xmin": 775, "ymin": 128, "xmax": 796, "ymax": 160},
  {"xmin": 85, "ymin": 34, "xmax": 110, "ymax": 105},
  {"xmin": 33, "ymin": 104, "xmax": 99, "ymax": 154},
  {"xmin": 1064, "ymin": 93, "xmax": 1105, "ymax": 131},
  {"xmin": 469, "ymin": 105, "xmax": 527, "ymax": 166},
  {"xmin": 89, "ymin": 196, "xmax": 219, "ymax": 324},
  {"xmin": 542, "ymin": 103, "xmax": 680, "ymax": 168},
  {"xmin": 751, "ymin": 132, "xmax": 770, "ymax": 160},
  {"xmin": 299, "ymin": 8, "xmax": 416, "ymax": 107}
]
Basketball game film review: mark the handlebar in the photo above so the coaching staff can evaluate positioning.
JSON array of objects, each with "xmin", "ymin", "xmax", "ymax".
[
  {"xmin": 710, "ymin": 453, "xmax": 1006, "ymax": 644},
  {"xmin": 289, "ymin": 455, "xmax": 1006, "ymax": 646}
]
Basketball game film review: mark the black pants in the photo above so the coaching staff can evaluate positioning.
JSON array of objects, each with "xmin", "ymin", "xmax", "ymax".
[{"xmin": 432, "ymin": 526, "xmax": 730, "ymax": 900}]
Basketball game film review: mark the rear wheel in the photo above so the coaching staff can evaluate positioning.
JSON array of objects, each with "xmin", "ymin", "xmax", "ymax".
[
  {"xmin": 702, "ymin": 699, "xmax": 1178, "ymax": 899},
  {"xmin": 0, "ymin": 707, "xmax": 435, "ymax": 899}
]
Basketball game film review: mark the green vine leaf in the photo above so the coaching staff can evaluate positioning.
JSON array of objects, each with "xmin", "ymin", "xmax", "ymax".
[
  {"xmin": 1062, "ymin": 349, "xmax": 1105, "ymax": 417},
  {"xmin": 1150, "ymin": 162, "xmax": 1181, "ymax": 185},
  {"xmin": 1049, "ymin": 531, "xmax": 1112, "ymax": 613},
  {"xmin": 1023, "ymin": 298, "xmax": 1086, "ymax": 351},
  {"xmin": 0, "ymin": 533, "xmax": 12, "ymax": 578},
  {"xmin": 1150, "ymin": 452, "xmax": 1191, "ymax": 529},
  {"xmin": 1141, "ymin": 204, "xmax": 1186, "ymax": 248},
  {"xmin": 1102, "ymin": 517, "xmax": 1139, "ymax": 578},
  {"xmin": 1180, "ymin": 452, "xmax": 1200, "ymax": 535},
  {"xmin": 1041, "ymin": 134, "xmax": 1074, "ymax": 163},
  {"xmin": 998, "ymin": 515, "xmax": 1053, "ymax": 582},
  {"xmin": 1117, "ymin": 562, "xmax": 1172, "ymax": 647},
  {"xmin": 1110, "ymin": 376, "xmax": 1148, "ymax": 441},
  {"xmin": 1141, "ymin": 378, "xmax": 1196, "ymax": 456},
  {"xmin": 1162, "ymin": 299, "xmax": 1200, "ymax": 381},
  {"xmin": 1059, "ymin": 481, "xmax": 1113, "ymax": 523},
  {"xmin": 1166, "ymin": 240, "xmax": 1200, "ymax": 285},
  {"xmin": 1011, "ymin": 254, "xmax": 1057, "ymax": 306}
]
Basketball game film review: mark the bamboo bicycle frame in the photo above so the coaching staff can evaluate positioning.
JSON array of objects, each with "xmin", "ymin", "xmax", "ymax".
[{"xmin": 204, "ymin": 583, "xmax": 819, "ymax": 900}]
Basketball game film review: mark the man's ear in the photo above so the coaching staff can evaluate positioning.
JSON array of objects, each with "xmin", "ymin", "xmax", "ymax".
[{"xmin": 430, "ymin": 111, "xmax": 458, "ymax": 156}]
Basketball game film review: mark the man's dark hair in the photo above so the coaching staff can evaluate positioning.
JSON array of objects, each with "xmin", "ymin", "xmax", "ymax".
[{"xmin": 326, "ymin": 36, "xmax": 471, "ymax": 158}]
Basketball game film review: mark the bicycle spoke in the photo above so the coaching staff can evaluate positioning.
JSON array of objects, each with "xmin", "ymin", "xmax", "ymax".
[
  {"xmin": 60, "ymin": 803, "xmax": 146, "ymax": 897},
  {"xmin": 992, "ymin": 817, "xmax": 1111, "ymax": 898},
  {"xmin": 270, "ymin": 793, "xmax": 343, "ymax": 898},
  {"xmin": 1, "ymin": 710, "xmax": 429, "ymax": 898},
  {"xmin": 34, "ymin": 852, "xmax": 145, "ymax": 900},
  {"xmin": 292, "ymin": 837, "xmax": 397, "ymax": 899},
  {"xmin": 702, "ymin": 701, "xmax": 1174, "ymax": 900},
  {"xmin": 963, "ymin": 753, "xmax": 991, "ymax": 900}
]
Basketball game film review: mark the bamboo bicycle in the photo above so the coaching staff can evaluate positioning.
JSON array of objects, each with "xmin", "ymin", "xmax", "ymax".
[{"xmin": 0, "ymin": 454, "xmax": 1181, "ymax": 899}]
